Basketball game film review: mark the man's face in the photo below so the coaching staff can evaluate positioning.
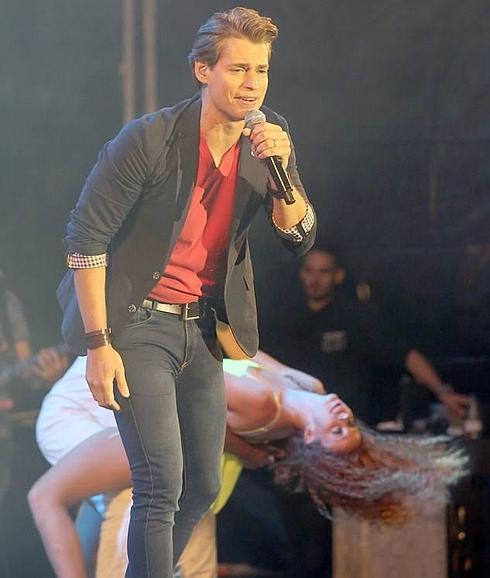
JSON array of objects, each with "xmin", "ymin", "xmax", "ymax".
[
  {"xmin": 195, "ymin": 37, "xmax": 269, "ymax": 124},
  {"xmin": 299, "ymin": 251, "xmax": 344, "ymax": 302}
]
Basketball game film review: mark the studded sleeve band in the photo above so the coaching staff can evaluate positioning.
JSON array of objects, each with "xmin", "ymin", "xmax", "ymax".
[
  {"xmin": 66, "ymin": 252, "xmax": 109, "ymax": 269},
  {"xmin": 272, "ymin": 201, "xmax": 316, "ymax": 243}
]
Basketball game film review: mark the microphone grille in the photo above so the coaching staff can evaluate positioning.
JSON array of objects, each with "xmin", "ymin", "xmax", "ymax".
[{"xmin": 244, "ymin": 109, "xmax": 266, "ymax": 128}]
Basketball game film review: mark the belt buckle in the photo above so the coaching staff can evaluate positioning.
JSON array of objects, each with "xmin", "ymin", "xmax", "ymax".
[{"xmin": 182, "ymin": 302, "xmax": 200, "ymax": 321}]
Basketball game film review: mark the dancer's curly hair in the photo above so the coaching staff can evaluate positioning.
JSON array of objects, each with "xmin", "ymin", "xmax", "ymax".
[{"xmin": 272, "ymin": 425, "xmax": 468, "ymax": 525}]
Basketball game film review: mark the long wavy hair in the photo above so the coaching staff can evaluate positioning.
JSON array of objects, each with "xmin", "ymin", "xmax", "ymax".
[{"xmin": 272, "ymin": 425, "xmax": 468, "ymax": 525}]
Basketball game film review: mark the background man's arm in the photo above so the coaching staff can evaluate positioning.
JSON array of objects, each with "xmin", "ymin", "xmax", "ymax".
[{"xmin": 405, "ymin": 349, "xmax": 470, "ymax": 418}]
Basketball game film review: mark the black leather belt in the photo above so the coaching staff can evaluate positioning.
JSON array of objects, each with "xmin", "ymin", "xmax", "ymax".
[{"xmin": 141, "ymin": 299, "xmax": 201, "ymax": 320}]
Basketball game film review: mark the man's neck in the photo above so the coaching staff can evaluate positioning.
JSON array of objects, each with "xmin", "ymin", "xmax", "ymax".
[
  {"xmin": 201, "ymin": 121, "xmax": 244, "ymax": 167},
  {"xmin": 307, "ymin": 296, "xmax": 333, "ymax": 313}
]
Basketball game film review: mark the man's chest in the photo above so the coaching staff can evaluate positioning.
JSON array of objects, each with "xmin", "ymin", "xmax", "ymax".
[{"xmin": 298, "ymin": 310, "xmax": 365, "ymax": 356}]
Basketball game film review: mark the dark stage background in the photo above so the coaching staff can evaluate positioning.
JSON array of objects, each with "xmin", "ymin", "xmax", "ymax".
[
  {"xmin": 0, "ymin": 2, "xmax": 489, "ymax": 576},
  {"xmin": 1, "ymin": 0, "xmax": 488, "ymax": 358}
]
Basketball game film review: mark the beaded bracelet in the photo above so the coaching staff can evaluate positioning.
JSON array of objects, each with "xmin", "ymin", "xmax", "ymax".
[{"xmin": 85, "ymin": 328, "xmax": 112, "ymax": 350}]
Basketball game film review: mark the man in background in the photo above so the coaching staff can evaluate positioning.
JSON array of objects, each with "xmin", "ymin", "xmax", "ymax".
[{"xmin": 285, "ymin": 245, "xmax": 469, "ymax": 424}]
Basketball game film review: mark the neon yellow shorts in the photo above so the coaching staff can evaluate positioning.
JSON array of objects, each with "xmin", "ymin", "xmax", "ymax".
[{"xmin": 211, "ymin": 452, "xmax": 243, "ymax": 514}]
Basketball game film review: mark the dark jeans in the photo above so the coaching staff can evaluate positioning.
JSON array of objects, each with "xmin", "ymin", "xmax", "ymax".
[{"xmin": 113, "ymin": 306, "xmax": 226, "ymax": 578}]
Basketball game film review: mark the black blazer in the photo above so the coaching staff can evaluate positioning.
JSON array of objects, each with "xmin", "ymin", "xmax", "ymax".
[{"xmin": 57, "ymin": 95, "xmax": 315, "ymax": 355}]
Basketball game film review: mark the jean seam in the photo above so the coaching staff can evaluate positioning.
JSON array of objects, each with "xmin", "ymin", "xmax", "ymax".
[
  {"xmin": 127, "ymin": 397, "xmax": 155, "ymax": 578},
  {"xmin": 177, "ymin": 409, "xmax": 190, "ymax": 512},
  {"xmin": 179, "ymin": 320, "xmax": 195, "ymax": 372}
]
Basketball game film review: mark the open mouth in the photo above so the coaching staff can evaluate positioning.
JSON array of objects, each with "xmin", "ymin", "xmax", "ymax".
[
  {"xmin": 327, "ymin": 396, "xmax": 352, "ymax": 417},
  {"xmin": 236, "ymin": 97, "xmax": 258, "ymax": 103}
]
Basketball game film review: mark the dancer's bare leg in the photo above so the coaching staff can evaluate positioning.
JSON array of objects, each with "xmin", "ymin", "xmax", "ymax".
[
  {"xmin": 178, "ymin": 511, "xmax": 217, "ymax": 578},
  {"xmin": 28, "ymin": 429, "xmax": 130, "ymax": 578},
  {"xmin": 96, "ymin": 488, "xmax": 132, "ymax": 578}
]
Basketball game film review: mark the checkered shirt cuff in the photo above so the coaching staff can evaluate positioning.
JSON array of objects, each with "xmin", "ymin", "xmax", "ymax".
[
  {"xmin": 272, "ymin": 201, "xmax": 315, "ymax": 243},
  {"xmin": 67, "ymin": 252, "xmax": 108, "ymax": 269}
]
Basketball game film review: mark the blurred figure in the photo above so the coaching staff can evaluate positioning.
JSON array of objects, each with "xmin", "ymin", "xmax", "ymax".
[
  {"xmin": 0, "ymin": 269, "xmax": 32, "ymax": 371},
  {"xmin": 290, "ymin": 245, "xmax": 470, "ymax": 424},
  {"xmin": 0, "ymin": 269, "xmax": 69, "ymax": 407},
  {"xmin": 0, "ymin": 269, "xmax": 69, "ymax": 578},
  {"xmin": 0, "ymin": 268, "xmax": 69, "ymax": 484}
]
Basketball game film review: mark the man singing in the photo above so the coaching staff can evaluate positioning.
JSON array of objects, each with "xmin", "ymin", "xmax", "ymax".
[{"xmin": 59, "ymin": 7, "xmax": 315, "ymax": 577}]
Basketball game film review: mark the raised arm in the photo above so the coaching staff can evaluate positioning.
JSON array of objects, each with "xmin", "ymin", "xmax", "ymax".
[
  {"xmin": 244, "ymin": 112, "xmax": 316, "ymax": 256},
  {"xmin": 252, "ymin": 350, "xmax": 325, "ymax": 394}
]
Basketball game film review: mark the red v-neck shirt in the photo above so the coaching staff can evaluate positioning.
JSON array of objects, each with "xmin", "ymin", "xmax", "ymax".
[{"xmin": 148, "ymin": 134, "xmax": 240, "ymax": 304}]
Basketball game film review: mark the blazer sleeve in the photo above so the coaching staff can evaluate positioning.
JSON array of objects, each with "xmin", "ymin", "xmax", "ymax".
[
  {"xmin": 65, "ymin": 117, "xmax": 159, "ymax": 256},
  {"xmin": 265, "ymin": 112, "xmax": 317, "ymax": 256}
]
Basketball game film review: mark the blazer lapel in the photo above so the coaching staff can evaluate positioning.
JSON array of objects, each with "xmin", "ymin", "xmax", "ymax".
[
  {"xmin": 231, "ymin": 135, "xmax": 269, "ymax": 238},
  {"xmin": 166, "ymin": 96, "xmax": 201, "ymax": 253},
  {"xmin": 174, "ymin": 97, "xmax": 201, "ymax": 215}
]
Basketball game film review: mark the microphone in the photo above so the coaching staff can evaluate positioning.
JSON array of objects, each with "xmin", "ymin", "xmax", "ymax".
[{"xmin": 244, "ymin": 110, "xmax": 296, "ymax": 205}]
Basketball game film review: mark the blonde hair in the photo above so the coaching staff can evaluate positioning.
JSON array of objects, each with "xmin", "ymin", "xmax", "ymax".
[{"xmin": 188, "ymin": 7, "xmax": 278, "ymax": 84}]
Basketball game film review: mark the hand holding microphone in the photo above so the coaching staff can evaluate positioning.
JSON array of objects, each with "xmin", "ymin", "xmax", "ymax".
[{"xmin": 243, "ymin": 110, "xmax": 296, "ymax": 205}]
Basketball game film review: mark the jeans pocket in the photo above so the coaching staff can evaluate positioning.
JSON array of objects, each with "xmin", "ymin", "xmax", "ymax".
[{"xmin": 125, "ymin": 306, "xmax": 154, "ymax": 329}]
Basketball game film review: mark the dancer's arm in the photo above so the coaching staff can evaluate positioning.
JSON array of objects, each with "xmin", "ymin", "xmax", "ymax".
[
  {"xmin": 251, "ymin": 350, "xmax": 285, "ymax": 370},
  {"xmin": 225, "ymin": 371, "xmax": 277, "ymax": 432},
  {"xmin": 252, "ymin": 350, "xmax": 325, "ymax": 393},
  {"xmin": 224, "ymin": 427, "xmax": 280, "ymax": 469},
  {"xmin": 28, "ymin": 429, "xmax": 131, "ymax": 578}
]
